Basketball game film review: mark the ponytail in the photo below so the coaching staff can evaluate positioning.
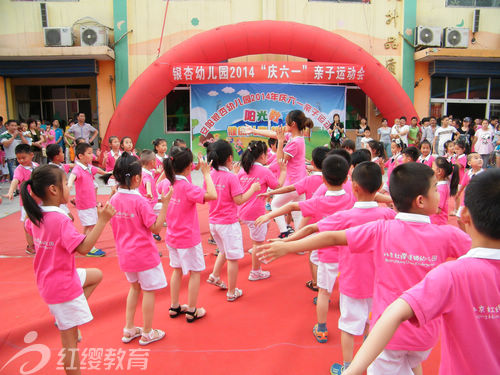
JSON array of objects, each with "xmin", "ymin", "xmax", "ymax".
[
  {"xmin": 241, "ymin": 140, "xmax": 267, "ymax": 174},
  {"xmin": 435, "ymin": 156, "xmax": 460, "ymax": 196},
  {"xmin": 449, "ymin": 164, "xmax": 460, "ymax": 196},
  {"xmin": 286, "ymin": 110, "xmax": 313, "ymax": 132},
  {"xmin": 163, "ymin": 146, "xmax": 193, "ymax": 185},
  {"xmin": 207, "ymin": 140, "xmax": 233, "ymax": 171},
  {"xmin": 21, "ymin": 165, "xmax": 65, "ymax": 226},
  {"xmin": 112, "ymin": 152, "xmax": 142, "ymax": 189},
  {"xmin": 368, "ymin": 140, "xmax": 386, "ymax": 160}
]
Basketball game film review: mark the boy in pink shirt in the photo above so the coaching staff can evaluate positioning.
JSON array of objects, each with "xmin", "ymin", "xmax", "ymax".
[
  {"xmin": 4, "ymin": 144, "xmax": 38, "ymax": 254},
  {"xmin": 138, "ymin": 150, "xmax": 161, "ymax": 241},
  {"xmin": 456, "ymin": 152, "xmax": 483, "ymax": 229},
  {"xmin": 258, "ymin": 162, "xmax": 471, "ymax": 375},
  {"xmin": 340, "ymin": 169, "xmax": 500, "ymax": 375},
  {"xmin": 67, "ymin": 143, "xmax": 107, "ymax": 257}
]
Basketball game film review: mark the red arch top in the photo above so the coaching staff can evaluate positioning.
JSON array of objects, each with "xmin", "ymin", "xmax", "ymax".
[{"xmin": 104, "ymin": 20, "xmax": 416, "ymax": 148}]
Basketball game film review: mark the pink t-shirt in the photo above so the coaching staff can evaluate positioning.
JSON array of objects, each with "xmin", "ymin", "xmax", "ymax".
[
  {"xmin": 105, "ymin": 150, "xmax": 122, "ymax": 172},
  {"xmin": 166, "ymin": 176, "xmax": 205, "ymax": 248},
  {"xmin": 267, "ymin": 149, "xmax": 276, "ymax": 165},
  {"xmin": 345, "ymin": 213, "xmax": 471, "ymax": 351},
  {"xmin": 283, "ymin": 136, "xmax": 306, "ymax": 184},
  {"xmin": 474, "ymin": 128, "xmax": 494, "ymax": 155},
  {"xmin": 312, "ymin": 178, "xmax": 353, "ymax": 199},
  {"xmin": 45, "ymin": 129, "xmax": 56, "ymax": 145},
  {"xmin": 385, "ymin": 153, "xmax": 403, "ymax": 187},
  {"xmin": 154, "ymin": 154, "xmax": 165, "ymax": 180},
  {"xmin": 267, "ymin": 159, "xmax": 281, "ymax": 179},
  {"xmin": 417, "ymin": 154, "xmax": 435, "ymax": 167},
  {"xmin": 238, "ymin": 163, "xmax": 279, "ymax": 221},
  {"xmin": 49, "ymin": 162, "xmax": 71, "ymax": 174},
  {"xmin": 294, "ymin": 172, "xmax": 323, "ymax": 199},
  {"xmin": 299, "ymin": 190, "xmax": 355, "ymax": 263},
  {"xmin": 13, "ymin": 162, "xmax": 38, "ymax": 207},
  {"xmin": 452, "ymin": 153, "xmax": 467, "ymax": 181},
  {"xmin": 157, "ymin": 178, "xmax": 171, "ymax": 196},
  {"xmin": 401, "ymin": 248, "xmax": 500, "ymax": 375},
  {"xmin": 208, "ymin": 167, "xmax": 243, "ymax": 225},
  {"xmin": 459, "ymin": 169, "xmax": 483, "ymax": 207},
  {"xmin": 71, "ymin": 161, "xmax": 98, "ymax": 210},
  {"xmin": 25, "ymin": 207, "xmax": 85, "ymax": 304},
  {"xmin": 110, "ymin": 189, "xmax": 161, "ymax": 272},
  {"xmin": 317, "ymin": 203, "xmax": 396, "ymax": 299},
  {"xmin": 138, "ymin": 168, "xmax": 158, "ymax": 207},
  {"xmin": 430, "ymin": 181, "xmax": 450, "ymax": 225}
]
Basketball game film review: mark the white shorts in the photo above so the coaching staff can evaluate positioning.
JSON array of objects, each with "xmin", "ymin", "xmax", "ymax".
[
  {"xmin": 125, "ymin": 263, "xmax": 167, "ymax": 291},
  {"xmin": 20, "ymin": 207, "xmax": 26, "ymax": 222},
  {"xmin": 317, "ymin": 261, "xmax": 339, "ymax": 293},
  {"xmin": 168, "ymin": 243, "xmax": 205, "ymax": 275},
  {"xmin": 209, "ymin": 222, "xmax": 244, "ymax": 260},
  {"xmin": 48, "ymin": 268, "xmax": 92, "ymax": 331},
  {"xmin": 338, "ymin": 293, "xmax": 373, "ymax": 336},
  {"xmin": 368, "ymin": 349, "xmax": 432, "ymax": 375},
  {"xmin": 309, "ymin": 250, "xmax": 319, "ymax": 266},
  {"xmin": 78, "ymin": 207, "xmax": 97, "ymax": 227},
  {"xmin": 243, "ymin": 221, "xmax": 268, "ymax": 242},
  {"xmin": 153, "ymin": 202, "xmax": 162, "ymax": 215}
]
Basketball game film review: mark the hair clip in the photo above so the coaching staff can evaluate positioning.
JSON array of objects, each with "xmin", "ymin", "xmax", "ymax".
[
  {"xmin": 247, "ymin": 146, "xmax": 252, "ymax": 151},
  {"xmin": 125, "ymin": 173, "xmax": 130, "ymax": 177},
  {"xmin": 395, "ymin": 139, "xmax": 401, "ymax": 145}
]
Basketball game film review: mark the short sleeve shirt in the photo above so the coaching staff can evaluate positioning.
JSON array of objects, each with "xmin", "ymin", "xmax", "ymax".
[
  {"xmin": 208, "ymin": 167, "xmax": 244, "ymax": 224},
  {"xmin": 283, "ymin": 136, "xmax": 306, "ymax": 184},
  {"xmin": 68, "ymin": 123, "xmax": 97, "ymax": 143}
]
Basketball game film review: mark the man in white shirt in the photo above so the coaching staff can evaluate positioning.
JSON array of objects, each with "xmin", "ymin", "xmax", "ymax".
[
  {"xmin": 390, "ymin": 116, "xmax": 410, "ymax": 146},
  {"xmin": 433, "ymin": 117, "xmax": 458, "ymax": 156}
]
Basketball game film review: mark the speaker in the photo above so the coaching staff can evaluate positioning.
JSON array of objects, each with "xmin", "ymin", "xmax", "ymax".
[{"xmin": 473, "ymin": 9, "xmax": 480, "ymax": 33}]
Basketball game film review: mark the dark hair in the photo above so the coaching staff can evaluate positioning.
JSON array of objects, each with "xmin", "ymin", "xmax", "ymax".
[
  {"xmin": 75, "ymin": 137, "xmax": 86, "ymax": 145},
  {"xmin": 420, "ymin": 140, "xmax": 432, "ymax": 149},
  {"xmin": 411, "ymin": 116, "xmax": 418, "ymax": 121},
  {"xmin": 351, "ymin": 149, "xmax": 371, "ymax": 167},
  {"xmin": 381, "ymin": 118, "xmax": 388, "ymax": 123},
  {"xmin": 172, "ymin": 138, "xmax": 187, "ymax": 147},
  {"xmin": 15, "ymin": 143, "xmax": 32, "ymax": 155},
  {"xmin": 241, "ymin": 140, "xmax": 267, "ymax": 174},
  {"xmin": 46, "ymin": 144, "xmax": 62, "ymax": 162},
  {"xmin": 392, "ymin": 138, "xmax": 405, "ymax": 150},
  {"xmin": 322, "ymin": 155, "xmax": 349, "ymax": 186},
  {"xmin": 311, "ymin": 146, "xmax": 330, "ymax": 170},
  {"xmin": 367, "ymin": 140, "xmax": 386, "ymax": 159},
  {"xmin": 75, "ymin": 142, "xmax": 92, "ymax": 159},
  {"xmin": 120, "ymin": 136, "xmax": 132, "ymax": 149},
  {"xmin": 352, "ymin": 161, "xmax": 382, "ymax": 193},
  {"xmin": 464, "ymin": 169, "xmax": 500, "ymax": 239},
  {"xmin": 444, "ymin": 140, "xmax": 455, "ymax": 152},
  {"xmin": 327, "ymin": 148, "xmax": 351, "ymax": 166},
  {"xmin": 163, "ymin": 146, "xmax": 193, "ymax": 185},
  {"xmin": 268, "ymin": 138, "xmax": 278, "ymax": 148},
  {"xmin": 400, "ymin": 116, "xmax": 407, "ymax": 121},
  {"xmin": 21, "ymin": 165, "xmax": 65, "ymax": 226},
  {"xmin": 108, "ymin": 136, "xmax": 119, "ymax": 144},
  {"xmin": 6, "ymin": 119, "xmax": 17, "ymax": 126},
  {"xmin": 152, "ymin": 138, "xmax": 167, "ymax": 153},
  {"xmin": 27, "ymin": 118, "xmax": 36, "ymax": 126},
  {"xmin": 389, "ymin": 163, "xmax": 434, "ymax": 212},
  {"xmin": 455, "ymin": 139, "xmax": 467, "ymax": 152},
  {"xmin": 341, "ymin": 139, "xmax": 356, "ymax": 151},
  {"xmin": 140, "ymin": 149, "xmax": 155, "ymax": 166},
  {"xmin": 286, "ymin": 110, "xmax": 314, "ymax": 132},
  {"xmin": 207, "ymin": 140, "xmax": 233, "ymax": 171},
  {"xmin": 108, "ymin": 152, "xmax": 143, "ymax": 189},
  {"xmin": 434, "ymin": 156, "xmax": 459, "ymax": 196},
  {"xmin": 402, "ymin": 146, "xmax": 420, "ymax": 162}
]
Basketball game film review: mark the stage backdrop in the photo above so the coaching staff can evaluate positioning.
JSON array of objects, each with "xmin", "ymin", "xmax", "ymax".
[{"xmin": 191, "ymin": 83, "xmax": 346, "ymax": 160}]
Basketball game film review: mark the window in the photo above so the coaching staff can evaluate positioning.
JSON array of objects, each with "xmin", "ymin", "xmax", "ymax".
[
  {"xmin": 446, "ymin": 0, "xmax": 500, "ymax": 7},
  {"xmin": 15, "ymin": 85, "xmax": 91, "ymax": 126},
  {"xmin": 309, "ymin": 0, "xmax": 370, "ymax": 2},
  {"xmin": 165, "ymin": 86, "xmax": 190, "ymax": 132}
]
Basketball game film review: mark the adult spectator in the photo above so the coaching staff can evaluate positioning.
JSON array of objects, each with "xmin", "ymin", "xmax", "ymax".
[
  {"xmin": 422, "ymin": 116, "xmax": 438, "ymax": 148},
  {"xmin": 28, "ymin": 118, "xmax": 44, "ymax": 164},
  {"xmin": 456, "ymin": 117, "xmax": 475, "ymax": 152},
  {"xmin": 408, "ymin": 116, "xmax": 421, "ymax": 147},
  {"xmin": 66, "ymin": 113, "xmax": 98, "ymax": 145},
  {"xmin": 474, "ymin": 119, "xmax": 494, "ymax": 167},
  {"xmin": 355, "ymin": 117, "xmax": 370, "ymax": 150},
  {"xmin": 377, "ymin": 118, "xmax": 392, "ymax": 157},
  {"xmin": 0, "ymin": 116, "xmax": 5, "ymax": 133},
  {"xmin": 53, "ymin": 119, "xmax": 65, "ymax": 153},
  {"xmin": 329, "ymin": 113, "xmax": 345, "ymax": 149},
  {"xmin": 390, "ymin": 116, "xmax": 409, "ymax": 147},
  {"xmin": 434, "ymin": 117, "xmax": 458, "ymax": 156},
  {"xmin": 0, "ymin": 120, "xmax": 29, "ymax": 181}
]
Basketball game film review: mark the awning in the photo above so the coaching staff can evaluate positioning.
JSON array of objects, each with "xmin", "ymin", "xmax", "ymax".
[
  {"xmin": 428, "ymin": 60, "xmax": 500, "ymax": 77},
  {"xmin": 0, "ymin": 59, "xmax": 99, "ymax": 77}
]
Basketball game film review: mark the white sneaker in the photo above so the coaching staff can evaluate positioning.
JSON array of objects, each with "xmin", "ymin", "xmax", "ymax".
[
  {"xmin": 227, "ymin": 288, "xmax": 243, "ymax": 302},
  {"xmin": 248, "ymin": 269, "xmax": 271, "ymax": 281}
]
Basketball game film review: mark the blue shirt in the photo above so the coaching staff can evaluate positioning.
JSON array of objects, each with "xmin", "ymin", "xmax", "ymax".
[{"xmin": 55, "ymin": 128, "xmax": 64, "ymax": 146}]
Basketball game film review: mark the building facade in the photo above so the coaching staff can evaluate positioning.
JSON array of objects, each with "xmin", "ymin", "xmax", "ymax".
[{"xmin": 1, "ymin": 0, "xmax": 499, "ymax": 150}]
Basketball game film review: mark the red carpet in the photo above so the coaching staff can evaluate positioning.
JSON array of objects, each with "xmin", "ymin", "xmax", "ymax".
[{"xmin": 0, "ymin": 197, "xmax": 443, "ymax": 374}]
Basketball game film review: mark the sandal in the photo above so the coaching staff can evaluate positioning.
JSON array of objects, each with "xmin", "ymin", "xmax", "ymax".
[
  {"xmin": 169, "ymin": 304, "xmax": 188, "ymax": 318},
  {"xmin": 313, "ymin": 324, "xmax": 328, "ymax": 343},
  {"xmin": 25, "ymin": 245, "xmax": 36, "ymax": 255},
  {"xmin": 122, "ymin": 327, "xmax": 143, "ymax": 343},
  {"xmin": 305, "ymin": 280, "xmax": 319, "ymax": 292},
  {"xmin": 139, "ymin": 328, "xmax": 165, "ymax": 345},
  {"xmin": 227, "ymin": 288, "xmax": 243, "ymax": 302},
  {"xmin": 185, "ymin": 308, "xmax": 206, "ymax": 323},
  {"xmin": 206, "ymin": 274, "xmax": 227, "ymax": 290}
]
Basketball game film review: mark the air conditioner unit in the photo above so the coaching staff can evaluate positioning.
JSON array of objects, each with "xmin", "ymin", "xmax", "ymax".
[
  {"xmin": 443, "ymin": 27, "xmax": 469, "ymax": 48},
  {"xmin": 414, "ymin": 26, "xmax": 442, "ymax": 47},
  {"xmin": 80, "ymin": 26, "xmax": 108, "ymax": 47},
  {"xmin": 43, "ymin": 27, "xmax": 73, "ymax": 47}
]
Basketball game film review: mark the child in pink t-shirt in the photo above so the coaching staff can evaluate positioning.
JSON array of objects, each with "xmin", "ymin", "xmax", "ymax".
[
  {"xmin": 430, "ymin": 157, "xmax": 459, "ymax": 225},
  {"xmin": 456, "ymin": 152, "xmax": 484, "ymax": 229},
  {"xmin": 340, "ymin": 169, "xmax": 500, "ymax": 375},
  {"xmin": 21, "ymin": 164, "xmax": 113, "ymax": 375},
  {"xmin": 451, "ymin": 140, "xmax": 467, "ymax": 185},
  {"xmin": 120, "ymin": 136, "xmax": 139, "ymax": 159},
  {"xmin": 138, "ymin": 150, "xmax": 161, "ymax": 242},
  {"xmin": 417, "ymin": 140, "xmax": 435, "ymax": 167},
  {"xmin": 103, "ymin": 136, "xmax": 122, "ymax": 172},
  {"xmin": 47, "ymin": 144, "xmax": 74, "ymax": 220},
  {"xmin": 67, "ymin": 143, "xmax": 107, "ymax": 257},
  {"xmin": 205, "ymin": 140, "xmax": 260, "ymax": 301},
  {"xmin": 4, "ymin": 144, "xmax": 38, "ymax": 254},
  {"xmin": 238, "ymin": 140, "xmax": 286, "ymax": 281},
  {"xmin": 381, "ymin": 139, "xmax": 404, "ymax": 193},
  {"xmin": 109, "ymin": 153, "xmax": 173, "ymax": 345},
  {"xmin": 367, "ymin": 140, "xmax": 386, "ymax": 175},
  {"xmin": 164, "ymin": 146, "xmax": 217, "ymax": 322},
  {"xmin": 258, "ymin": 162, "xmax": 471, "ymax": 375},
  {"xmin": 152, "ymin": 138, "xmax": 167, "ymax": 181}
]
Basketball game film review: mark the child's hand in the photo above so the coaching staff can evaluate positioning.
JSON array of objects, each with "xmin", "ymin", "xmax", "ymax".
[
  {"xmin": 251, "ymin": 182, "xmax": 261, "ymax": 192},
  {"xmin": 97, "ymin": 202, "xmax": 116, "ymax": 222},
  {"xmin": 255, "ymin": 213, "xmax": 270, "ymax": 227},
  {"xmin": 276, "ymin": 126, "xmax": 286, "ymax": 142},
  {"xmin": 146, "ymin": 193, "xmax": 153, "ymax": 199},
  {"xmin": 278, "ymin": 158, "xmax": 287, "ymax": 170},
  {"xmin": 200, "ymin": 158, "xmax": 212, "ymax": 175},
  {"xmin": 96, "ymin": 149, "xmax": 101, "ymax": 158},
  {"xmin": 2, "ymin": 192, "xmax": 14, "ymax": 200},
  {"xmin": 161, "ymin": 186, "xmax": 173, "ymax": 204},
  {"xmin": 256, "ymin": 241, "xmax": 288, "ymax": 263},
  {"xmin": 257, "ymin": 191, "xmax": 271, "ymax": 198},
  {"xmin": 241, "ymin": 125, "xmax": 254, "ymax": 135},
  {"xmin": 232, "ymin": 162, "xmax": 241, "ymax": 174}
]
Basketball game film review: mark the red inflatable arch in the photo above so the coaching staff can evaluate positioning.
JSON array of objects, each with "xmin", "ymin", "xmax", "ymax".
[{"xmin": 103, "ymin": 20, "xmax": 417, "ymax": 148}]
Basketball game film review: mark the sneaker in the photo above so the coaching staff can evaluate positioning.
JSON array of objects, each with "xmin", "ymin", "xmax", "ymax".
[
  {"xmin": 86, "ymin": 248, "xmax": 106, "ymax": 257},
  {"xmin": 207, "ymin": 238, "xmax": 216, "ymax": 245},
  {"xmin": 248, "ymin": 269, "xmax": 271, "ymax": 281},
  {"xmin": 153, "ymin": 234, "xmax": 161, "ymax": 241},
  {"xmin": 287, "ymin": 225, "xmax": 295, "ymax": 233},
  {"xmin": 278, "ymin": 230, "xmax": 292, "ymax": 239},
  {"xmin": 213, "ymin": 248, "xmax": 219, "ymax": 256},
  {"xmin": 139, "ymin": 329, "xmax": 165, "ymax": 345},
  {"xmin": 265, "ymin": 202, "xmax": 272, "ymax": 211},
  {"xmin": 330, "ymin": 363, "xmax": 344, "ymax": 375},
  {"xmin": 227, "ymin": 288, "xmax": 243, "ymax": 302},
  {"xmin": 312, "ymin": 323, "xmax": 328, "ymax": 343},
  {"xmin": 25, "ymin": 245, "xmax": 36, "ymax": 255}
]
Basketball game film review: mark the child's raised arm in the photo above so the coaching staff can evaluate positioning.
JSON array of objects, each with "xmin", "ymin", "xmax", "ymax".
[
  {"xmin": 233, "ymin": 182, "xmax": 261, "ymax": 205},
  {"xmin": 258, "ymin": 184, "xmax": 295, "ymax": 198},
  {"xmin": 279, "ymin": 223, "xmax": 319, "ymax": 242},
  {"xmin": 75, "ymin": 202, "xmax": 115, "ymax": 255},
  {"xmin": 257, "ymin": 230, "xmax": 347, "ymax": 262},
  {"xmin": 3, "ymin": 179, "xmax": 20, "ymax": 200},
  {"xmin": 242, "ymin": 125, "xmax": 277, "ymax": 139},
  {"xmin": 150, "ymin": 186, "xmax": 173, "ymax": 234},
  {"xmin": 343, "ymin": 299, "xmax": 415, "ymax": 375},
  {"xmin": 255, "ymin": 201, "xmax": 300, "ymax": 226},
  {"xmin": 67, "ymin": 173, "xmax": 77, "ymax": 189},
  {"xmin": 200, "ymin": 159, "xmax": 217, "ymax": 201}
]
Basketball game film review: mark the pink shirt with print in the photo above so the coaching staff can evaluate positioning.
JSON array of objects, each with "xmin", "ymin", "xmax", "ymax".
[
  {"xmin": 283, "ymin": 136, "xmax": 306, "ymax": 184},
  {"xmin": 208, "ymin": 167, "xmax": 243, "ymax": 225},
  {"xmin": 430, "ymin": 181, "xmax": 450, "ymax": 225},
  {"xmin": 138, "ymin": 168, "xmax": 158, "ymax": 208},
  {"xmin": 13, "ymin": 162, "xmax": 38, "ymax": 207},
  {"xmin": 294, "ymin": 172, "xmax": 323, "ymax": 199},
  {"xmin": 71, "ymin": 162, "xmax": 98, "ymax": 210}
]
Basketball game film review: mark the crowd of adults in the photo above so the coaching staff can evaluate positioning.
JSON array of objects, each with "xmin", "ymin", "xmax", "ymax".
[{"xmin": 0, "ymin": 113, "xmax": 98, "ymax": 183}]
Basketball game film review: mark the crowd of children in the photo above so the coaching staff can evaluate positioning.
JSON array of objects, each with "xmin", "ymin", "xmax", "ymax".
[{"xmin": 2, "ymin": 109, "xmax": 499, "ymax": 375}]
